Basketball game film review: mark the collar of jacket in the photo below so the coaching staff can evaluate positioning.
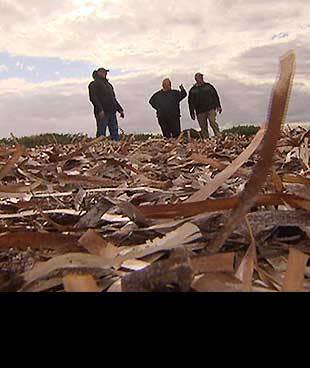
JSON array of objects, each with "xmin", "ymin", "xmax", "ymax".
[{"xmin": 194, "ymin": 82, "xmax": 207, "ymax": 87}]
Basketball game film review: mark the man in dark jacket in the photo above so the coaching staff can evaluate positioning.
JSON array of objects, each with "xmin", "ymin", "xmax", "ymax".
[
  {"xmin": 149, "ymin": 78, "xmax": 187, "ymax": 138},
  {"xmin": 188, "ymin": 73, "xmax": 222, "ymax": 139},
  {"xmin": 88, "ymin": 68, "xmax": 124, "ymax": 141}
]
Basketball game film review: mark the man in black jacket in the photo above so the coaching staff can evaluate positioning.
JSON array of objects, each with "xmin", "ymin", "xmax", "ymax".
[
  {"xmin": 188, "ymin": 73, "xmax": 222, "ymax": 139},
  {"xmin": 88, "ymin": 68, "xmax": 124, "ymax": 141},
  {"xmin": 149, "ymin": 78, "xmax": 187, "ymax": 138}
]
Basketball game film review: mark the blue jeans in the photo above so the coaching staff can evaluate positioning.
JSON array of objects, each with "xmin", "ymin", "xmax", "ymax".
[{"xmin": 96, "ymin": 112, "xmax": 120, "ymax": 141}]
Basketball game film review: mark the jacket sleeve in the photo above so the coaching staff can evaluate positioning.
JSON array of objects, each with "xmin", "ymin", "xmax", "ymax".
[
  {"xmin": 108, "ymin": 83, "xmax": 123, "ymax": 113},
  {"xmin": 177, "ymin": 88, "xmax": 187, "ymax": 102},
  {"xmin": 149, "ymin": 93, "xmax": 158, "ymax": 110},
  {"xmin": 188, "ymin": 88, "xmax": 195, "ymax": 116},
  {"xmin": 115, "ymin": 99, "xmax": 124, "ymax": 113},
  {"xmin": 88, "ymin": 82, "xmax": 104, "ymax": 112},
  {"xmin": 210, "ymin": 84, "xmax": 221, "ymax": 109}
]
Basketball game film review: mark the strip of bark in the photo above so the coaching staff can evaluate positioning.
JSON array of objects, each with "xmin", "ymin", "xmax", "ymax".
[
  {"xmin": 207, "ymin": 51, "xmax": 296, "ymax": 253},
  {"xmin": 138, "ymin": 193, "xmax": 309, "ymax": 219}
]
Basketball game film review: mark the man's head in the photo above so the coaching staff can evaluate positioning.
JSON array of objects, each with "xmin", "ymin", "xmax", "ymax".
[
  {"xmin": 195, "ymin": 73, "xmax": 204, "ymax": 84},
  {"xmin": 97, "ymin": 67, "xmax": 109, "ymax": 79},
  {"xmin": 162, "ymin": 78, "xmax": 172, "ymax": 91}
]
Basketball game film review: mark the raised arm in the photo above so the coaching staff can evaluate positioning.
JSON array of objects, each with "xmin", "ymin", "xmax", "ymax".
[{"xmin": 177, "ymin": 85, "xmax": 187, "ymax": 102}]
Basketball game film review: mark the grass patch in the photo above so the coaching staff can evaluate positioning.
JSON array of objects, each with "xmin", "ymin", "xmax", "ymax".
[
  {"xmin": 0, "ymin": 133, "xmax": 88, "ymax": 148},
  {"xmin": 0, "ymin": 125, "xmax": 262, "ymax": 148},
  {"xmin": 222, "ymin": 125, "xmax": 260, "ymax": 136}
]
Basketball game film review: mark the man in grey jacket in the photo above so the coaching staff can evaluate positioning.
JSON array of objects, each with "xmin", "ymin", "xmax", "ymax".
[{"xmin": 188, "ymin": 73, "xmax": 222, "ymax": 139}]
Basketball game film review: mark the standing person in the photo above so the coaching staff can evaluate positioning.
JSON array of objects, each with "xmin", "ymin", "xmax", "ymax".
[
  {"xmin": 149, "ymin": 78, "xmax": 187, "ymax": 138},
  {"xmin": 88, "ymin": 68, "xmax": 124, "ymax": 141},
  {"xmin": 188, "ymin": 73, "xmax": 222, "ymax": 139}
]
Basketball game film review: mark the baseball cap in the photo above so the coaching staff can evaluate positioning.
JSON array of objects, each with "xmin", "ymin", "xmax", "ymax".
[{"xmin": 97, "ymin": 67, "xmax": 110, "ymax": 72}]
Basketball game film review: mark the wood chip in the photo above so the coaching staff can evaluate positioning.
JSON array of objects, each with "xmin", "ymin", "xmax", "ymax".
[
  {"xmin": 63, "ymin": 274, "xmax": 101, "ymax": 292},
  {"xmin": 282, "ymin": 248, "xmax": 309, "ymax": 292}
]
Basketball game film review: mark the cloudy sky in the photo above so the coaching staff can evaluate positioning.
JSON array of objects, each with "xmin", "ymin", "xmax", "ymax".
[{"xmin": 0, "ymin": 0, "xmax": 309, "ymax": 138}]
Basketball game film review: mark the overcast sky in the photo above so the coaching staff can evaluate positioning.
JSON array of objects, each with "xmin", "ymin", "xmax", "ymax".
[{"xmin": 0, "ymin": 0, "xmax": 309, "ymax": 137}]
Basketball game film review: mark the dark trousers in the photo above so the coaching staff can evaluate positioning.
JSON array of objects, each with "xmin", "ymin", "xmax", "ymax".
[
  {"xmin": 95, "ymin": 112, "xmax": 120, "ymax": 141},
  {"xmin": 158, "ymin": 116, "xmax": 181, "ymax": 139}
]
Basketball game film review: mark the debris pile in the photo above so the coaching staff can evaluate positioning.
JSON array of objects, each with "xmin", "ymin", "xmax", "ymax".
[{"xmin": 0, "ymin": 51, "xmax": 309, "ymax": 292}]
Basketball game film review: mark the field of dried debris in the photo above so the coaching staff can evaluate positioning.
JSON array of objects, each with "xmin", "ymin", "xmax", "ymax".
[
  {"xmin": 0, "ymin": 123, "xmax": 309, "ymax": 292},
  {"xmin": 0, "ymin": 51, "xmax": 309, "ymax": 293}
]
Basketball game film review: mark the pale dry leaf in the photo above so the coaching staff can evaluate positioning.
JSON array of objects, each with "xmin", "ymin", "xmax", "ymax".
[
  {"xmin": 78, "ymin": 229, "xmax": 107, "ymax": 255},
  {"xmin": 192, "ymin": 273, "xmax": 243, "ymax": 292},
  {"xmin": 235, "ymin": 244, "xmax": 256, "ymax": 292},
  {"xmin": 0, "ymin": 144, "xmax": 26, "ymax": 180},
  {"xmin": 282, "ymin": 248, "xmax": 309, "ymax": 292},
  {"xmin": 63, "ymin": 274, "xmax": 101, "ymax": 292},
  {"xmin": 74, "ymin": 188, "xmax": 86, "ymax": 211},
  {"xmin": 299, "ymin": 138, "xmax": 309, "ymax": 169},
  {"xmin": 190, "ymin": 253, "xmax": 235, "ymax": 275},
  {"xmin": 121, "ymin": 259, "xmax": 150, "ymax": 271},
  {"xmin": 107, "ymin": 279, "xmax": 122, "ymax": 292},
  {"xmin": 78, "ymin": 229, "xmax": 122, "ymax": 260},
  {"xmin": 23, "ymin": 253, "xmax": 113, "ymax": 286},
  {"xmin": 187, "ymin": 128, "xmax": 266, "ymax": 203},
  {"xmin": 118, "ymin": 222, "xmax": 201, "ymax": 261}
]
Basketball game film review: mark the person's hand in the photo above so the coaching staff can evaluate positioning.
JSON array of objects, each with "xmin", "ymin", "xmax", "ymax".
[
  {"xmin": 98, "ymin": 111, "xmax": 105, "ymax": 120},
  {"xmin": 191, "ymin": 113, "xmax": 196, "ymax": 121},
  {"xmin": 217, "ymin": 107, "xmax": 223, "ymax": 114},
  {"xmin": 120, "ymin": 111, "xmax": 125, "ymax": 119},
  {"xmin": 179, "ymin": 84, "xmax": 185, "ymax": 90}
]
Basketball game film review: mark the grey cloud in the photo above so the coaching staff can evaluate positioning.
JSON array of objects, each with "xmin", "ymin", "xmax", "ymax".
[
  {"xmin": 272, "ymin": 33, "xmax": 289, "ymax": 40},
  {"xmin": 233, "ymin": 37, "xmax": 310, "ymax": 79},
  {"xmin": 0, "ymin": 0, "xmax": 73, "ymax": 38},
  {"xmin": 165, "ymin": 12, "xmax": 203, "ymax": 27},
  {"xmin": 287, "ymin": 87, "xmax": 310, "ymax": 122},
  {"xmin": 0, "ymin": 0, "xmax": 72, "ymax": 24},
  {"xmin": 11, "ymin": 0, "xmax": 72, "ymax": 18},
  {"xmin": 0, "ymin": 1, "xmax": 25, "ymax": 31},
  {"xmin": 1, "ymin": 0, "xmax": 309, "ymax": 72},
  {"xmin": 210, "ymin": 0, "xmax": 305, "ymax": 31}
]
